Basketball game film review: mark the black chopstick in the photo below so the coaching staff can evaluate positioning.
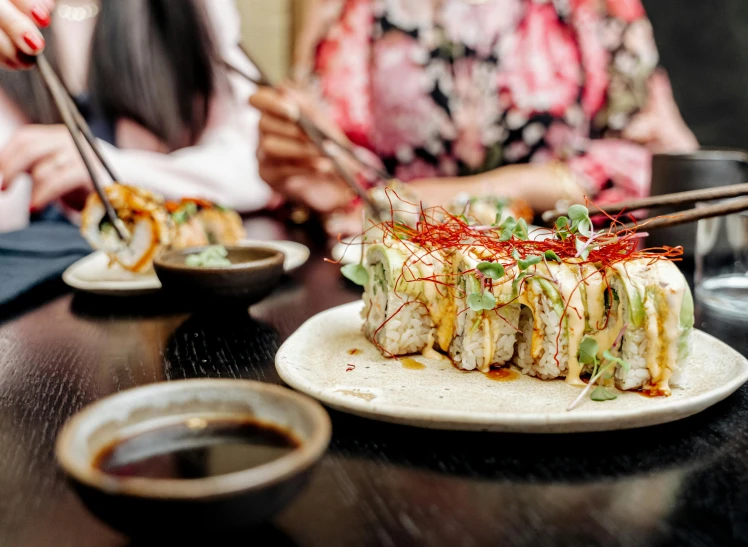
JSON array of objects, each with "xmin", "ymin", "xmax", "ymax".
[
  {"xmin": 542, "ymin": 183, "xmax": 748, "ymax": 223},
  {"xmin": 36, "ymin": 54, "xmax": 129, "ymax": 240},
  {"xmin": 621, "ymin": 196, "xmax": 748, "ymax": 231}
]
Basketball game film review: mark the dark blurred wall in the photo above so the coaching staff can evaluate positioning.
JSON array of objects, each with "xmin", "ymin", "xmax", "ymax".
[{"xmin": 644, "ymin": 0, "xmax": 748, "ymax": 149}]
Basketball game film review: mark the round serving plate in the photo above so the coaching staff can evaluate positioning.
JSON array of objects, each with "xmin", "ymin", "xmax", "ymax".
[
  {"xmin": 63, "ymin": 240, "xmax": 310, "ymax": 296},
  {"xmin": 276, "ymin": 302, "xmax": 748, "ymax": 433}
]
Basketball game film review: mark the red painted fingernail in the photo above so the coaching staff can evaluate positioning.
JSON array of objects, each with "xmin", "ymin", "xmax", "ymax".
[
  {"xmin": 23, "ymin": 32, "xmax": 45, "ymax": 52},
  {"xmin": 29, "ymin": 206, "xmax": 37, "ymax": 214},
  {"xmin": 31, "ymin": 6, "xmax": 50, "ymax": 27}
]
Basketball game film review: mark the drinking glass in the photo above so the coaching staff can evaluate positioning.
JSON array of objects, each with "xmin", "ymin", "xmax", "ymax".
[{"xmin": 695, "ymin": 200, "xmax": 748, "ymax": 319}]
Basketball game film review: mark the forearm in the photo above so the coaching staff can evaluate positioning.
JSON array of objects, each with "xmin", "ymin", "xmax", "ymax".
[{"xmin": 408, "ymin": 163, "xmax": 585, "ymax": 212}]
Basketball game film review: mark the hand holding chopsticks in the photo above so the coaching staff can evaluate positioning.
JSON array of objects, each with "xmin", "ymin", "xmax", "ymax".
[
  {"xmin": 223, "ymin": 45, "xmax": 385, "ymax": 220},
  {"xmin": 34, "ymin": 53, "xmax": 128, "ymax": 241}
]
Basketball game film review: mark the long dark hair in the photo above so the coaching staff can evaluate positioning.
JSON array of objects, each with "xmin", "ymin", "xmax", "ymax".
[{"xmin": 0, "ymin": 0, "xmax": 218, "ymax": 151}]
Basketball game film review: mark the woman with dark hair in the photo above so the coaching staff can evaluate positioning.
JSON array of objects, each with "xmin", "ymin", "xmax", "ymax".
[{"xmin": 0, "ymin": 0, "xmax": 270, "ymax": 233}]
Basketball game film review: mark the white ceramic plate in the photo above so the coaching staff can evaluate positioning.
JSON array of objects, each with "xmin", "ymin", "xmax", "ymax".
[
  {"xmin": 63, "ymin": 240, "xmax": 311, "ymax": 296},
  {"xmin": 276, "ymin": 302, "xmax": 748, "ymax": 433},
  {"xmin": 332, "ymin": 226, "xmax": 550, "ymax": 265}
]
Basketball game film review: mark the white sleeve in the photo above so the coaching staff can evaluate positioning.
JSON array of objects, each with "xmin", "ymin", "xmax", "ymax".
[{"xmin": 97, "ymin": 0, "xmax": 270, "ymax": 213}]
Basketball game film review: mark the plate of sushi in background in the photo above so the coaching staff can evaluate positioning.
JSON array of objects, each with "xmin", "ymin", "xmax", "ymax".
[
  {"xmin": 278, "ymin": 202, "xmax": 748, "ymax": 433},
  {"xmin": 63, "ymin": 184, "xmax": 310, "ymax": 296}
]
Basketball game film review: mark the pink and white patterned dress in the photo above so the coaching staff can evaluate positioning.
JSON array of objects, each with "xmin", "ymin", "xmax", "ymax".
[{"xmin": 295, "ymin": 0, "xmax": 691, "ymax": 205}]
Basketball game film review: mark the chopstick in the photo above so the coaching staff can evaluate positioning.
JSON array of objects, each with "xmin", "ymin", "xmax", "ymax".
[
  {"xmin": 227, "ymin": 45, "xmax": 391, "ymax": 183},
  {"xmin": 542, "ymin": 183, "xmax": 748, "ymax": 223},
  {"xmin": 222, "ymin": 47, "xmax": 389, "ymax": 216},
  {"xmin": 621, "ymin": 197, "xmax": 748, "ymax": 231},
  {"xmin": 35, "ymin": 54, "xmax": 129, "ymax": 241}
]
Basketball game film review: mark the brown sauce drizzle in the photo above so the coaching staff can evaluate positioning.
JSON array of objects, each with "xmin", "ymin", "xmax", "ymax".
[
  {"xmin": 400, "ymin": 358, "xmax": 426, "ymax": 370},
  {"xmin": 485, "ymin": 368, "xmax": 520, "ymax": 382}
]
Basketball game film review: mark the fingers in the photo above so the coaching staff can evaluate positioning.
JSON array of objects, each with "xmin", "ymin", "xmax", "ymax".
[
  {"xmin": 259, "ymin": 134, "xmax": 320, "ymax": 161},
  {"xmin": 249, "ymin": 86, "xmax": 300, "ymax": 122},
  {"xmin": 0, "ymin": 0, "xmax": 47, "ymax": 62},
  {"xmin": 258, "ymin": 113, "xmax": 305, "ymax": 141},
  {"xmin": 0, "ymin": 126, "xmax": 62, "ymax": 189},
  {"xmin": 30, "ymin": 158, "xmax": 83, "ymax": 211},
  {"xmin": 283, "ymin": 175, "xmax": 353, "ymax": 214}
]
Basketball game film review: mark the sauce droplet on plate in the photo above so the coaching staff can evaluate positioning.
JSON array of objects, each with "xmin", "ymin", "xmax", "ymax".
[
  {"xmin": 401, "ymin": 358, "xmax": 426, "ymax": 370},
  {"xmin": 347, "ymin": 348, "xmax": 362, "ymax": 355},
  {"xmin": 485, "ymin": 368, "xmax": 520, "ymax": 382}
]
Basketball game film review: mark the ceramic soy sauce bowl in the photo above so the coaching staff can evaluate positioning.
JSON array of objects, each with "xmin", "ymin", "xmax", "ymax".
[
  {"xmin": 55, "ymin": 380, "xmax": 331, "ymax": 539},
  {"xmin": 153, "ymin": 246, "xmax": 285, "ymax": 307}
]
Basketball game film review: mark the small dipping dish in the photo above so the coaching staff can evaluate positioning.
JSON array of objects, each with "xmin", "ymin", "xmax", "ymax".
[
  {"xmin": 55, "ymin": 379, "xmax": 331, "ymax": 538},
  {"xmin": 153, "ymin": 246, "xmax": 285, "ymax": 306}
]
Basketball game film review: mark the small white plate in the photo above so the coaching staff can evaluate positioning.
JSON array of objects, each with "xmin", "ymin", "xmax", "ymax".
[
  {"xmin": 332, "ymin": 226, "xmax": 550, "ymax": 265},
  {"xmin": 63, "ymin": 240, "xmax": 310, "ymax": 297},
  {"xmin": 276, "ymin": 302, "xmax": 748, "ymax": 433}
]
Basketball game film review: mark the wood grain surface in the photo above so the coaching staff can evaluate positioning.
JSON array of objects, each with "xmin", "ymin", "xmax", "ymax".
[{"xmin": 0, "ymin": 218, "xmax": 747, "ymax": 547}]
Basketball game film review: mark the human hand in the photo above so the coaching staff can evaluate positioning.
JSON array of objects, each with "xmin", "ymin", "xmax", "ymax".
[
  {"xmin": 0, "ymin": 0, "xmax": 52, "ymax": 70},
  {"xmin": 0, "ymin": 124, "xmax": 93, "ymax": 211},
  {"xmin": 249, "ymin": 85, "xmax": 353, "ymax": 213},
  {"xmin": 622, "ymin": 70, "xmax": 699, "ymax": 154}
]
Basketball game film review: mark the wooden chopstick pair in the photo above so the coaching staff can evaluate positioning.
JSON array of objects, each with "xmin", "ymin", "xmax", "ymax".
[
  {"xmin": 222, "ymin": 45, "xmax": 385, "ymax": 219},
  {"xmin": 35, "ymin": 54, "xmax": 128, "ymax": 240},
  {"xmin": 542, "ymin": 183, "xmax": 748, "ymax": 231}
]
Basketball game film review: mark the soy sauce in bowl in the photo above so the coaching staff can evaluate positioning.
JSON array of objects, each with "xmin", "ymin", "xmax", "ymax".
[{"xmin": 95, "ymin": 418, "xmax": 300, "ymax": 480}]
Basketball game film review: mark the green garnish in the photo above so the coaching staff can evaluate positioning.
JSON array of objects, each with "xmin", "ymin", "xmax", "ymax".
[
  {"xmin": 575, "ymin": 238, "xmax": 591, "ymax": 260},
  {"xmin": 511, "ymin": 272, "xmax": 527, "ymax": 298},
  {"xmin": 578, "ymin": 336, "xmax": 599, "ymax": 366},
  {"xmin": 499, "ymin": 217, "xmax": 516, "ymax": 241},
  {"xmin": 498, "ymin": 216, "xmax": 528, "ymax": 241},
  {"xmin": 477, "ymin": 262, "xmax": 505, "ymax": 279},
  {"xmin": 556, "ymin": 205, "xmax": 594, "ymax": 240},
  {"xmin": 341, "ymin": 264, "xmax": 369, "ymax": 286},
  {"xmin": 518, "ymin": 255, "xmax": 541, "ymax": 271},
  {"xmin": 512, "ymin": 249, "xmax": 520, "ymax": 260},
  {"xmin": 172, "ymin": 202, "xmax": 198, "ymax": 224},
  {"xmin": 602, "ymin": 349, "xmax": 630, "ymax": 371},
  {"xmin": 568, "ymin": 205, "xmax": 593, "ymax": 237},
  {"xmin": 467, "ymin": 289, "xmax": 496, "ymax": 312},
  {"xmin": 568, "ymin": 333, "xmax": 631, "ymax": 410},
  {"xmin": 185, "ymin": 245, "xmax": 231, "ymax": 268},
  {"xmin": 590, "ymin": 387, "xmax": 617, "ymax": 401},
  {"xmin": 544, "ymin": 250, "xmax": 561, "ymax": 262}
]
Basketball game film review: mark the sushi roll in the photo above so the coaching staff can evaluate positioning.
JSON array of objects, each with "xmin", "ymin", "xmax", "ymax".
[
  {"xmin": 167, "ymin": 198, "xmax": 246, "ymax": 248},
  {"xmin": 82, "ymin": 184, "xmax": 247, "ymax": 273},
  {"xmin": 609, "ymin": 259, "xmax": 694, "ymax": 395},
  {"xmin": 361, "ymin": 242, "xmax": 456, "ymax": 357},
  {"xmin": 448, "ymin": 249, "xmax": 521, "ymax": 373},
  {"xmin": 81, "ymin": 184, "xmax": 173, "ymax": 273},
  {"xmin": 353, "ymin": 201, "xmax": 694, "ymax": 402}
]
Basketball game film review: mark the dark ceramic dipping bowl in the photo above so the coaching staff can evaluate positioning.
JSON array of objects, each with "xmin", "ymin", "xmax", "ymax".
[
  {"xmin": 55, "ymin": 380, "xmax": 331, "ymax": 538},
  {"xmin": 153, "ymin": 246, "xmax": 285, "ymax": 306}
]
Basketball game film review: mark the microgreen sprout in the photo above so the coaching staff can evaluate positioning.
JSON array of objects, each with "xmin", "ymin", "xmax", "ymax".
[
  {"xmin": 477, "ymin": 262, "xmax": 505, "ymax": 279},
  {"xmin": 518, "ymin": 255, "xmax": 542, "ymax": 271},
  {"xmin": 567, "ymin": 326, "xmax": 630, "ymax": 411},
  {"xmin": 544, "ymin": 250, "xmax": 561, "ymax": 262},
  {"xmin": 341, "ymin": 264, "xmax": 369, "ymax": 286}
]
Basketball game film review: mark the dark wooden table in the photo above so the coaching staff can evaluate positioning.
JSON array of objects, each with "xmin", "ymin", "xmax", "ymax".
[{"xmin": 1, "ymin": 218, "xmax": 747, "ymax": 547}]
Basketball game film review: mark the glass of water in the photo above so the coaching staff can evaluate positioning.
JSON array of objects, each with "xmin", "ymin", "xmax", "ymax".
[{"xmin": 695, "ymin": 200, "xmax": 748, "ymax": 319}]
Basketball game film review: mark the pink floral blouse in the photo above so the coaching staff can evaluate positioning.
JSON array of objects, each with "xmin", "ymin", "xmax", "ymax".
[{"xmin": 295, "ymin": 0, "xmax": 692, "ymax": 205}]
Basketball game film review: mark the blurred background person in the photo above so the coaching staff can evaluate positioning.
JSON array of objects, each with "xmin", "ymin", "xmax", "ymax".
[
  {"xmin": 0, "ymin": 0, "xmax": 271, "ymax": 233},
  {"xmin": 252, "ymin": 0, "xmax": 698, "ymax": 235}
]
